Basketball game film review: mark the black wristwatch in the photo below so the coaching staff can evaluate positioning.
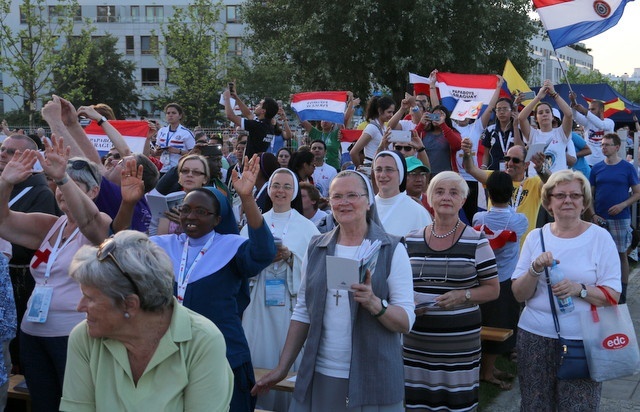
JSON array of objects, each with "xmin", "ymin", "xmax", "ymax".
[{"xmin": 97, "ymin": 116, "xmax": 107, "ymax": 126}]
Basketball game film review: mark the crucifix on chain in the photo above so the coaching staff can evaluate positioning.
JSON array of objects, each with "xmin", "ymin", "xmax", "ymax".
[{"xmin": 333, "ymin": 290, "xmax": 343, "ymax": 305}]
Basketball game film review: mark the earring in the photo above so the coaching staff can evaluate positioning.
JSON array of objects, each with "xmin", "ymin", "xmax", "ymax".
[{"xmin": 124, "ymin": 312, "xmax": 130, "ymax": 319}]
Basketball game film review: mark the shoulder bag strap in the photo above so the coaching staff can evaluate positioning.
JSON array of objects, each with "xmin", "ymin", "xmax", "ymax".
[{"xmin": 540, "ymin": 228, "xmax": 562, "ymax": 339}]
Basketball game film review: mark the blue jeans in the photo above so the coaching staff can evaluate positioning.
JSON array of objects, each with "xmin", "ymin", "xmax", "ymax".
[{"xmin": 20, "ymin": 331, "xmax": 68, "ymax": 412}]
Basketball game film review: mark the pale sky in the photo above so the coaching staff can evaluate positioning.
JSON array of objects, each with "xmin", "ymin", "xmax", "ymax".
[{"xmin": 578, "ymin": 3, "xmax": 639, "ymax": 77}]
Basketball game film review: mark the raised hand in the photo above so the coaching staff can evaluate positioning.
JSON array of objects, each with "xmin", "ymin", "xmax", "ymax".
[
  {"xmin": 0, "ymin": 150, "xmax": 37, "ymax": 185},
  {"xmin": 58, "ymin": 96, "xmax": 80, "ymax": 127},
  {"xmin": 232, "ymin": 154, "xmax": 259, "ymax": 196},
  {"xmin": 120, "ymin": 157, "xmax": 145, "ymax": 204},
  {"xmin": 37, "ymin": 134, "xmax": 70, "ymax": 182}
]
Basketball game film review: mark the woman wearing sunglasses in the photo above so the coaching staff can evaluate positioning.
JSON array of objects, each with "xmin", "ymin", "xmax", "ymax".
[
  {"xmin": 61, "ymin": 230, "xmax": 233, "ymax": 411},
  {"xmin": 145, "ymin": 154, "xmax": 276, "ymax": 411},
  {"xmin": 0, "ymin": 136, "xmax": 117, "ymax": 412}
]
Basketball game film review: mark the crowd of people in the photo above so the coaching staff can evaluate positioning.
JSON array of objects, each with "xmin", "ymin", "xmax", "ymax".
[{"xmin": 0, "ymin": 74, "xmax": 636, "ymax": 411}]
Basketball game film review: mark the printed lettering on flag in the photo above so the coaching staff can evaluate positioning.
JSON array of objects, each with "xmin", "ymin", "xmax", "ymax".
[
  {"xmin": 84, "ymin": 120, "xmax": 149, "ymax": 156},
  {"xmin": 435, "ymin": 72, "xmax": 500, "ymax": 113},
  {"xmin": 534, "ymin": 0, "xmax": 633, "ymax": 49},
  {"xmin": 291, "ymin": 91, "xmax": 347, "ymax": 124}
]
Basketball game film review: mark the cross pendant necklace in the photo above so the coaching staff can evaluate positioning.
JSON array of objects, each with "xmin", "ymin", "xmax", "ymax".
[{"xmin": 333, "ymin": 290, "xmax": 343, "ymax": 306}]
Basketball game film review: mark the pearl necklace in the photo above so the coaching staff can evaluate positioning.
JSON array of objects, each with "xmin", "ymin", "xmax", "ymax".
[{"xmin": 431, "ymin": 219, "xmax": 461, "ymax": 239}]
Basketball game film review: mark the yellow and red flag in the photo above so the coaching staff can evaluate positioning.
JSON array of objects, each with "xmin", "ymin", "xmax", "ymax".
[{"xmin": 582, "ymin": 95, "xmax": 631, "ymax": 118}]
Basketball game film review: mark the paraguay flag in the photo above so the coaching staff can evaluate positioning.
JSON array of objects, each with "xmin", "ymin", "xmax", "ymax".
[
  {"xmin": 434, "ymin": 72, "xmax": 502, "ymax": 113},
  {"xmin": 534, "ymin": 0, "xmax": 634, "ymax": 50},
  {"xmin": 84, "ymin": 120, "xmax": 149, "ymax": 157},
  {"xmin": 291, "ymin": 91, "xmax": 347, "ymax": 124}
]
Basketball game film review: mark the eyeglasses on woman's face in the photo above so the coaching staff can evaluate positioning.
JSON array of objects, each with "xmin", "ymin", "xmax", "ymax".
[
  {"xmin": 179, "ymin": 168, "xmax": 206, "ymax": 177},
  {"xmin": 178, "ymin": 205, "xmax": 216, "ymax": 217},
  {"xmin": 270, "ymin": 183, "xmax": 294, "ymax": 191},
  {"xmin": 394, "ymin": 145, "xmax": 414, "ymax": 152},
  {"xmin": 329, "ymin": 192, "xmax": 367, "ymax": 205},
  {"xmin": 549, "ymin": 192, "xmax": 583, "ymax": 201}
]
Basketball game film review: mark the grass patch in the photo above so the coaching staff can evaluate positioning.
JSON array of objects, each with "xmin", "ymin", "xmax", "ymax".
[{"xmin": 478, "ymin": 354, "xmax": 517, "ymax": 410}]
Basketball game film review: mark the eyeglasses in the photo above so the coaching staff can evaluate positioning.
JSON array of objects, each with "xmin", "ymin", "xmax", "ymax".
[
  {"xmin": 502, "ymin": 156, "xmax": 523, "ymax": 164},
  {"xmin": 408, "ymin": 172, "xmax": 428, "ymax": 178},
  {"xmin": 179, "ymin": 168, "xmax": 206, "ymax": 177},
  {"xmin": 329, "ymin": 192, "xmax": 368, "ymax": 204},
  {"xmin": 394, "ymin": 145, "xmax": 414, "ymax": 152},
  {"xmin": 549, "ymin": 193, "xmax": 584, "ymax": 200},
  {"xmin": 69, "ymin": 160, "xmax": 100, "ymax": 185},
  {"xmin": 106, "ymin": 153, "xmax": 121, "ymax": 161},
  {"xmin": 178, "ymin": 205, "xmax": 216, "ymax": 217},
  {"xmin": 495, "ymin": 107, "xmax": 512, "ymax": 112},
  {"xmin": 97, "ymin": 237, "xmax": 140, "ymax": 296},
  {"xmin": 601, "ymin": 143, "xmax": 617, "ymax": 147},
  {"xmin": 270, "ymin": 183, "xmax": 294, "ymax": 191},
  {"xmin": 373, "ymin": 167, "xmax": 398, "ymax": 174}
]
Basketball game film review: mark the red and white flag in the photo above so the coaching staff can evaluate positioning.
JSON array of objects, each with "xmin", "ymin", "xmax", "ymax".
[{"xmin": 84, "ymin": 120, "xmax": 149, "ymax": 155}]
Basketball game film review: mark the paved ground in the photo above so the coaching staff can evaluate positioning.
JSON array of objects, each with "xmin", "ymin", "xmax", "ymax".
[{"xmin": 486, "ymin": 265, "xmax": 640, "ymax": 411}]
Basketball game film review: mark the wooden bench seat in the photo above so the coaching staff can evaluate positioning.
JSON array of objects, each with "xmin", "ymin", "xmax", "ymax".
[{"xmin": 481, "ymin": 326, "xmax": 513, "ymax": 342}]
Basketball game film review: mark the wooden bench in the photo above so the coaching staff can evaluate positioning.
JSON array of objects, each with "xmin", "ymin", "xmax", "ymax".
[
  {"xmin": 481, "ymin": 326, "xmax": 513, "ymax": 342},
  {"xmin": 253, "ymin": 368, "xmax": 296, "ymax": 393},
  {"xmin": 8, "ymin": 374, "xmax": 31, "ymax": 412}
]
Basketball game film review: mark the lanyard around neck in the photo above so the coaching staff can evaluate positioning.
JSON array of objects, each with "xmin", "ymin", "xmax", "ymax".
[
  {"xmin": 44, "ymin": 220, "xmax": 80, "ymax": 283},
  {"xmin": 177, "ymin": 233, "xmax": 216, "ymax": 304}
]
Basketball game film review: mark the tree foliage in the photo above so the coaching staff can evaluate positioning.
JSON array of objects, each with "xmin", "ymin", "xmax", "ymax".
[
  {"xmin": 566, "ymin": 66, "xmax": 640, "ymax": 105},
  {"xmin": 242, "ymin": 0, "xmax": 536, "ymax": 102},
  {"xmin": 154, "ymin": 0, "xmax": 229, "ymax": 126},
  {"xmin": 227, "ymin": 54, "xmax": 295, "ymax": 105},
  {"xmin": 0, "ymin": 0, "xmax": 93, "ymax": 120},
  {"xmin": 51, "ymin": 35, "xmax": 139, "ymax": 119}
]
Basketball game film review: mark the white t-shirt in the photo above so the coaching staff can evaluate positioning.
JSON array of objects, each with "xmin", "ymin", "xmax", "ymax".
[
  {"xmin": 375, "ymin": 192, "xmax": 432, "ymax": 238},
  {"xmin": 454, "ymin": 120, "xmax": 485, "ymax": 181},
  {"xmin": 362, "ymin": 120, "xmax": 385, "ymax": 162},
  {"xmin": 156, "ymin": 124, "xmax": 195, "ymax": 172},
  {"xmin": 312, "ymin": 163, "xmax": 338, "ymax": 197},
  {"xmin": 526, "ymin": 127, "xmax": 573, "ymax": 175},
  {"xmin": 513, "ymin": 224, "xmax": 621, "ymax": 339},
  {"xmin": 573, "ymin": 110, "xmax": 615, "ymax": 166},
  {"xmin": 291, "ymin": 243, "xmax": 415, "ymax": 378}
]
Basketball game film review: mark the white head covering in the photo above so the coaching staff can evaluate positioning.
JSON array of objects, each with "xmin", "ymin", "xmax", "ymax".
[
  {"xmin": 267, "ymin": 167, "xmax": 299, "ymax": 199},
  {"xmin": 374, "ymin": 150, "xmax": 405, "ymax": 188}
]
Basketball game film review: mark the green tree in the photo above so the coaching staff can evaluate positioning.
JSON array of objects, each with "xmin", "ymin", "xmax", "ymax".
[
  {"xmin": 154, "ymin": 0, "xmax": 229, "ymax": 126},
  {"xmin": 0, "ymin": 0, "xmax": 93, "ymax": 124},
  {"xmin": 51, "ymin": 35, "xmax": 139, "ymax": 119},
  {"xmin": 242, "ymin": 0, "xmax": 536, "ymax": 102},
  {"xmin": 565, "ymin": 65, "xmax": 613, "ymax": 85},
  {"xmin": 227, "ymin": 54, "xmax": 296, "ymax": 104}
]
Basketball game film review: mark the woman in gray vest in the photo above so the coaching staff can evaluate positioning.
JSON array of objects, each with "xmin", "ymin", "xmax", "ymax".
[{"xmin": 252, "ymin": 170, "xmax": 415, "ymax": 411}]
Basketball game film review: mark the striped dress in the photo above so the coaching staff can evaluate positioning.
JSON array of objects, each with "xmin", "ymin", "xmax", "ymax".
[{"xmin": 403, "ymin": 226, "xmax": 498, "ymax": 412}]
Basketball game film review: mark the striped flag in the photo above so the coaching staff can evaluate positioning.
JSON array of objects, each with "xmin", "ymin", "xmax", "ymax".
[
  {"xmin": 435, "ymin": 72, "xmax": 502, "ymax": 112},
  {"xmin": 291, "ymin": 91, "xmax": 347, "ymax": 124},
  {"xmin": 534, "ymin": 0, "xmax": 634, "ymax": 49},
  {"xmin": 582, "ymin": 95, "xmax": 631, "ymax": 117},
  {"xmin": 84, "ymin": 120, "xmax": 149, "ymax": 156},
  {"xmin": 409, "ymin": 73, "xmax": 432, "ymax": 95}
]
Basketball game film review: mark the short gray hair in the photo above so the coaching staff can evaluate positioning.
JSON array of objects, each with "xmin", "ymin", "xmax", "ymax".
[
  {"xmin": 67, "ymin": 157, "xmax": 101, "ymax": 190},
  {"xmin": 426, "ymin": 171, "xmax": 469, "ymax": 205},
  {"xmin": 70, "ymin": 230, "xmax": 175, "ymax": 312}
]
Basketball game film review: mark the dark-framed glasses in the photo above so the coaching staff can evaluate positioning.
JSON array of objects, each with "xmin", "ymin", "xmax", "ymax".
[
  {"xmin": 502, "ymin": 156, "xmax": 523, "ymax": 164},
  {"xmin": 549, "ymin": 193, "xmax": 583, "ymax": 200},
  {"xmin": 97, "ymin": 237, "xmax": 140, "ymax": 296},
  {"xmin": 179, "ymin": 168, "xmax": 206, "ymax": 177},
  {"xmin": 394, "ymin": 145, "xmax": 414, "ymax": 152},
  {"xmin": 177, "ymin": 205, "xmax": 216, "ymax": 217}
]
